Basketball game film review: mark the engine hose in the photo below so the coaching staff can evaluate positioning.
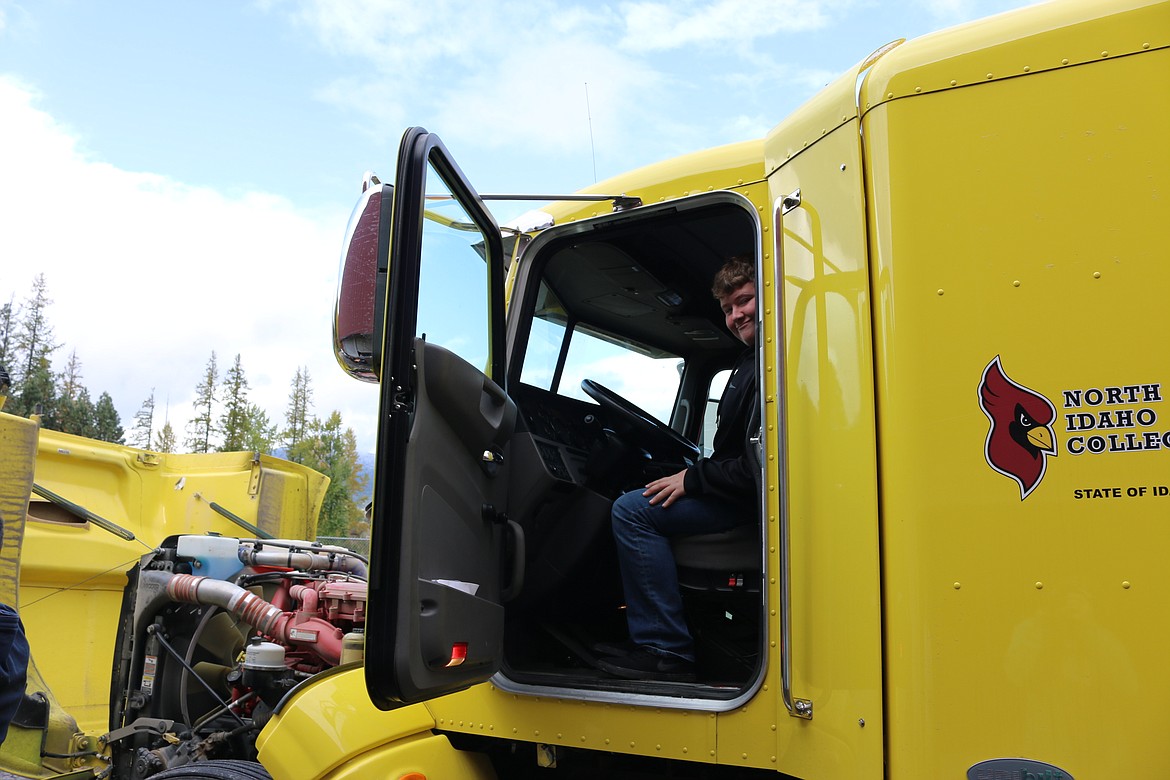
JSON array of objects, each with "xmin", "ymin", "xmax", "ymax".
[
  {"xmin": 166, "ymin": 575, "xmax": 284, "ymax": 636},
  {"xmin": 166, "ymin": 575, "xmax": 344, "ymax": 665},
  {"xmin": 237, "ymin": 548, "xmax": 367, "ymax": 579}
]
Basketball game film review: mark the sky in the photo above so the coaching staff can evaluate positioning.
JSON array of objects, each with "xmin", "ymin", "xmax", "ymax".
[{"xmin": 0, "ymin": 0, "xmax": 1037, "ymax": 454}]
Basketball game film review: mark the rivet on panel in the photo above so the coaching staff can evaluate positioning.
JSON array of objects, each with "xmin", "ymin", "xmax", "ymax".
[
  {"xmin": 950, "ymin": 79, "xmax": 957, "ymax": 86},
  {"xmin": 1093, "ymin": 272, "xmax": 1101, "ymax": 279},
  {"xmin": 840, "ymin": 163, "xmax": 847, "ymax": 171},
  {"xmin": 887, "ymin": 92, "xmax": 893, "ymax": 99},
  {"xmin": 1123, "ymin": 581, "xmax": 1132, "ymax": 589},
  {"xmin": 937, "ymin": 289, "xmax": 945, "ymax": 296},
  {"xmin": 682, "ymin": 747, "xmax": 689, "ymax": 754},
  {"xmin": 1061, "ymin": 58, "xmax": 1069, "ymax": 65},
  {"xmin": 772, "ymin": 756, "xmax": 778, "ymax": 763},
  {"xmin": 1144, "ymin": 43, "xmax": 1150, "ymax": 49},
  {"xmin": 629, "ymin": 742, "xmax": 636, "ymax": 748},
  {"xmin": 1023, "ymin": 66, "xmax": 1030, "ymax": 72},
  {"xmin": 953, "ymin": 582, "xmax": 961, "ymax": 590},
  {"xmin": 742, "ymin": 753, "xmax": 749, "ymax": 760},
  {"xmin": 1101, "ymin": 51, "xmax": 1108, "ymax": 58},
  {"xmin": 710, "ymin": 751, "xmax": 716, "ymax": 757},
  {"xmin": 1035, "ymin": 582, "xmax": 1044, "ymax": 590},
  {"xmin": 986, "ymin": 72, "xmax": 993, "ymax": 79},
  {"xmin": 656, "ymin": 745, "xmax": 662, "ymax": 751},
  {"xmin": 1012, "ymin": 280, "xmax": 1021, "ymax": 287},
  {"xmin": 914, "ymin": 86, "xmax": 921, "ymax": 93}
]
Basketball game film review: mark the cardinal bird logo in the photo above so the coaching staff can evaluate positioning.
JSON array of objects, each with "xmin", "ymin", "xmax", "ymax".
[{"xmin": 978, "ymin": 356, "xmax": 1057, "ymax": 499}]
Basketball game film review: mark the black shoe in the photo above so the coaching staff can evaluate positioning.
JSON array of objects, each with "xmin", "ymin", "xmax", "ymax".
[
  {"xmin": 590, "ymin": 639, "xmax": 638, "ymax": 658},
  {"xmin": 597, "ymin": 648, "xmax": 697, "ymax": 682}
]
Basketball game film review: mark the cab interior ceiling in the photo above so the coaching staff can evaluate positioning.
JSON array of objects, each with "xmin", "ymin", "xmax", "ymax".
[{"xmin": 535, "ymin": 200, "xmax": 755, "ymax": 360}]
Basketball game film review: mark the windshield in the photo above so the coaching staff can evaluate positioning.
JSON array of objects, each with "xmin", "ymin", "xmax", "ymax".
[{"xmin": 520, "ymin": 281, "xmax": 682, "ymax": 421}]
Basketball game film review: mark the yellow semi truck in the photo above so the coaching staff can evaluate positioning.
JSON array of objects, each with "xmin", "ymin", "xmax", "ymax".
[
  {"xmin": 265, "ymin": 0, "xmax": 1167, "ymax": 777},
  {"xmin": 2, "ymin": 0, "xmax": 1168, "ymax": 778}
]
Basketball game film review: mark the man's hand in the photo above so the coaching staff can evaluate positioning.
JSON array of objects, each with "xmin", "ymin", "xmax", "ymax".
[{"xmin": 643, "ymin": 469, "xmax": 687, "ymax": 507}]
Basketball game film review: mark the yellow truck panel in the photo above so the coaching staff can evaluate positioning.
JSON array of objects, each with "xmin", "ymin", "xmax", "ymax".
[{"xmin": 860, "ymin": 3, "xmax": 1170, "ymax": 774}]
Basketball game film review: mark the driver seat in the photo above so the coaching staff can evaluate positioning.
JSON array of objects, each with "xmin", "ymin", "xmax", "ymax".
[{"xmin": 670, "ymin": 522, "xmax": 761, "ymax": 593}]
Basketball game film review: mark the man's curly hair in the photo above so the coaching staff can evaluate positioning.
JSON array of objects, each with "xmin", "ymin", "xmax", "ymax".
[{"xmin": 711, "ymin": 256, "xmax": 755, "ymax": 299}]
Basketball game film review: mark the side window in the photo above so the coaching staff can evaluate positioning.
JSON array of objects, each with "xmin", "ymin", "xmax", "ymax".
[
  {"xmin": 700, "ymin": 369, "xmax": 731, "ymax": 456},
  {"xmin": 415, "ymin": 163, "xmax": 494, "ymax": 376}
]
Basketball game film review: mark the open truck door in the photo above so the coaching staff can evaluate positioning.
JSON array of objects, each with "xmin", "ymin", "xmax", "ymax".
[{"xmin": 336, "ymin": 128, "xmax": 516, "ymax": 707}]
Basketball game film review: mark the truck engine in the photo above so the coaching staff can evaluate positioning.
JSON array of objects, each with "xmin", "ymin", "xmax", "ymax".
[{"xmin": 103, "ymin": 535, "xmax": 368, "ymax": 779}]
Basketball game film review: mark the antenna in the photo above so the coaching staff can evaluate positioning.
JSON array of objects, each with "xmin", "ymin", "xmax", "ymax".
[{"xmin": 585, "ymin": 82, "xmax": 597, "ymax": 183}]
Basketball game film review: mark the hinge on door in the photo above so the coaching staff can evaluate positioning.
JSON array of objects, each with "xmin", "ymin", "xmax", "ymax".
[{"xmin": 248, "ymin": 452, "xmax": 262, "ymax": 496}]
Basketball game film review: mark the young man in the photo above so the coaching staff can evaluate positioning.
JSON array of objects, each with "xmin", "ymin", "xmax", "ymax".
[{"xmin": 599, "ymin": 257, "xmax": 759, "ymax": 682}]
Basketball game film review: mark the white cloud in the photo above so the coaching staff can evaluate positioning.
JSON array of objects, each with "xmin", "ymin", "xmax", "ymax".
[
  {"xmin": 618, "ymin": 0, "xmax": 833, "ymax": 51},
  {"xmin": 0, "ymin": 75, "xmax": 380, "ymax": 451}
]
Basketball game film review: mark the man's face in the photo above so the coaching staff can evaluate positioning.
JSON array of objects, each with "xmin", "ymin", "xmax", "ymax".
[{"xmin": 719, "ymin": 281, "xmax": 757, "ymax": 345}]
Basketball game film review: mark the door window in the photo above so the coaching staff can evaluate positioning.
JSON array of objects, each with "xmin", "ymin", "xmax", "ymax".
[{"xmin": 416, "ymin": 164, "xmax": 494, "ymax": 376}]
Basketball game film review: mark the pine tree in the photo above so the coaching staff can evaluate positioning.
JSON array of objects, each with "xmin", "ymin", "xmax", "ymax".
[
  {"xmin": 130, "ymin": 390, "xmax": 156, "ymax": 449},
  {"xmin": 58, "ymin": 350, "xmax": 84, "ymax": 401},
  {"xmin": 240, "ymin": 403, "xmax": 277, "ymax": 454},
  {"xmin": 289, "ymin": 411, "xmax": 368, "ymax": 537},
  {"xmin": 155, "ymin": 421, "xmax": 178, "ymax": 453},
  {"xmin": 93, "ymin": 391, "xmax": 124, "ymax": 444},
  {"xmin": 283, "ymin": 367, "xmax": 313, "ymax": 453},
  {"xmin": 12, "ymin": 274, "xmax": 59, "ymax": 386},
  {"xmin": 0, "ymin": 294, "xmax": 16, "ymax": 368},
  {"xmin": 15, "ymin": 354, "xmax": 58, "ymax": 425},
  {"xmin": 186, "ymin": 352, "xmax": 219, "ymax": 453},
  {"xmin": 218, "ymin": 354, "xmax": 250, "ymax": 452},
  {"xmin": 58, "ymin": 386, "xmax": 97, "ymax": 437}
]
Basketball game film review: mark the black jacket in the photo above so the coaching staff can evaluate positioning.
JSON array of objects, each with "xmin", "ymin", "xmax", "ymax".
[{"xmin": 683, "ymin": 348, "xmax": 759, "ymax": 508}]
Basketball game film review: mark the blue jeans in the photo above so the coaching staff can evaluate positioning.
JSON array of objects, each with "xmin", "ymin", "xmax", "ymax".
[
  {"xmin": 0, "ymin": 604, "xmax": 28, "ymax": 745},
  {"xmin": 611, "ymin": 489, "xmax": 747, "ymax": 662}
]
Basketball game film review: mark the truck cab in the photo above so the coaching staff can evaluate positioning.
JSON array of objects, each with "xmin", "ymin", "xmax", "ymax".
[
  {"xmin": 335, "ymin": 131, "xmax": 773, "ymax": 710},
  {"xmin": 264, "ymin": 0, "xmax": 1170, "ymax": 777}
]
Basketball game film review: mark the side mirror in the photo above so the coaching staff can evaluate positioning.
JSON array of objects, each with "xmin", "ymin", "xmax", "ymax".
[{"xmin": 333, "ymin": 173, "xmax": 394, "ymax": 382}]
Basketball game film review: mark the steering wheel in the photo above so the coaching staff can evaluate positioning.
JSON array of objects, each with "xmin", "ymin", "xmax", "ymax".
[{"xmin": 580, "ymin": 379, "xmax": 700, "ymax": 461}]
